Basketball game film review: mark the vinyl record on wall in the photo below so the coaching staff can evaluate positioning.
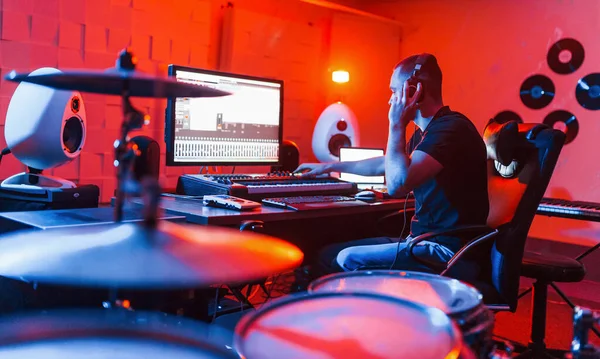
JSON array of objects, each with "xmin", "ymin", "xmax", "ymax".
[
  {"xmin": 575, "ymin": 73, "xmax": 600, "ymax": 110},
  {"xmin": 543, "ymin": 110, "xmax": 579, "ymax": 144},
  {"xmin": 493, "ymin": 110, "xmax": 523, "ymax": 124},
  {"xmin": 547, "ymin": 38, "xmax": 585, "ymax": 75},
  {"xmin": 520, "ymin": 75, "xmax": 555, "ymax": 109}
]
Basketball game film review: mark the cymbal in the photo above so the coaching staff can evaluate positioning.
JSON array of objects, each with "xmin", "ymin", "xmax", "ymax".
[
  {"xmin": 0, "ymin": 221, "xmax": 303, "ymax": 289},
  {"xmin": 4, "ymin": 68, "xmax": 231, "ymax": 98}
]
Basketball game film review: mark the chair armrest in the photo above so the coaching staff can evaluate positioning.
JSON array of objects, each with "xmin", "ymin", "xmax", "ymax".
[
  {"xmin": 407, "ymin": 225, "xmax": 497, "ymax": 272},
  {"xmin": 487, "ymin": 304, "xmax": 511, "ymax": 312},
  {"xmin": 408, "ymin": 225, "xmax": 495, "ymax": 249},
  {"xmin": 439, "ymin": 228, "xmax": 499, "ymax": 275}
]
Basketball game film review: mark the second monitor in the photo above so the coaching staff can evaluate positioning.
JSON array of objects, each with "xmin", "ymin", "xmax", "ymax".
[
  {"xmin": 165, "ymin": 65, "xmax": 284, "ymax": 166},
  {"xmin": 339, "ymin": 147, "xmax": 385, "ymax": 189}
]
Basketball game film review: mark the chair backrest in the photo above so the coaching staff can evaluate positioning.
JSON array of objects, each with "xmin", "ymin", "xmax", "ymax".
[{"xmin": 480, "ymin": 119, "xmax": 565, "ymax": 310}]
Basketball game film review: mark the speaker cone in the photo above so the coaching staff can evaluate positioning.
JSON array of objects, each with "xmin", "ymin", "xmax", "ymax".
[
  {"xmin": 328, "ymin": 134, "xmax": 351, "ymax": 157},
  {"xmin": 63, "ymin": 116, "xmax": 84, "ymax": 154}
]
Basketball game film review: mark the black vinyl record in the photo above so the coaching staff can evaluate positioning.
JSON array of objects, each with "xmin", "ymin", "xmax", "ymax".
[
  {"xmin": 543, "ymin": 110, "xmax": 579, "ymax": 144},
  {"xmin": 547, "ymin": 38, "xmax": 585, "ymax": 75},
  {"xmin": 520, "ymin": 74, "xmax": 555, "ymax": 109},
  {"xmin": 575, "ymin": 73, "xmax": 600, "ymax": 110},
  {"xmin": 493, "ymin": 110, "xmax": 523, "ymax": 124}
]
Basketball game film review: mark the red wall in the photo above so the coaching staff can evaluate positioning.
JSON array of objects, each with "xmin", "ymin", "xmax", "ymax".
[
  {"xmin": 360, "ymin": 0, "xmax": 600, "ymax": 245},
  {"xmin": 7, "ymin": 0, "xmax": 585, "ymax": 248},
  {"xmin": 0, "ymin": 0, "xmax": 400, "ymax": 203}
]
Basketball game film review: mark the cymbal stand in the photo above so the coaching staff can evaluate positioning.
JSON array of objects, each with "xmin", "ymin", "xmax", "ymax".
[
  {"xmin": 107, "ymin": 49, "xmax": 161, "ymax": 310},
  {"xmin": 112, "ymin": 98, "xmax": 145, "ymax": 223},
  {"xmin": 111, "ymin": 49, "xmax": 156, "ymax": 225}
]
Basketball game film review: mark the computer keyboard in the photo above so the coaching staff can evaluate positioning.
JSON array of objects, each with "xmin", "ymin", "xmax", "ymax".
[{"xmin": 262, "ymin": 195, "xmax": 367, "ymax": 211}]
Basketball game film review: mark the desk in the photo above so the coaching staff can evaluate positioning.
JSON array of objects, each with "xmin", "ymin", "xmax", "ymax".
[
  {"xmin": 138, "ymin": 196, "xmax": 413, "ymax": 226},
  {"xmin": 0, "ymin": 196, "xmax": 414, "ymax": 265},
  {"xmin": 128, "ymin": 196, "xmax": 415, "ymax": 262}
]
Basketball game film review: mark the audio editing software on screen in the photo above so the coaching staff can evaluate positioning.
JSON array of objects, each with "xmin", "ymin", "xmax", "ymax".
[{"xmin": 172, "ymin": 69, "xmax": 282, "ymax": 164}]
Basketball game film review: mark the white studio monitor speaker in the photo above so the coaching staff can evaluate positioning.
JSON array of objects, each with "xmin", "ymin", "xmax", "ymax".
[
  {"xmin": 312, "ymin": 102, "xmax": 360, "ymax": 162},
  {"xmin": 2, "ymin": 67, "xmax": 86, "ymax": 193}
]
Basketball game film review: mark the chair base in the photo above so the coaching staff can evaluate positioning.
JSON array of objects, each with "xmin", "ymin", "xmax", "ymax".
[
  {"xmin": 513, "ymin": 346, "xmax": 567, "ymax": 359},
  {"xmin": 499, "ymin": 339, "xmax": 567, "ymax": 359},
  {"xmin": 511, "ymin": 280, "xmax": 569, "ymax": 359}
]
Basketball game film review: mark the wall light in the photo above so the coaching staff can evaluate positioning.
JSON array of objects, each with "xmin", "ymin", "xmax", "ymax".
[{"xmin": 332, "ymin": 70, "xmax": 349, "ymax": 83}]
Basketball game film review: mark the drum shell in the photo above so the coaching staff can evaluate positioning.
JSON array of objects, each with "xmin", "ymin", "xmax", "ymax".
[
  {"xmin": 308, "ymin": 270, "xmax": 495, "ymax": 359},
  {"xmin": 455, "ymin": 300, "xmax": 495, "ymax": 358}
]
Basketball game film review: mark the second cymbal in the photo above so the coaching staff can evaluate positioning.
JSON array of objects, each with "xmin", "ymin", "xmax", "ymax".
[{"xmin": 4, "ymin": 67, "xmax": 231, "ymax": 99}]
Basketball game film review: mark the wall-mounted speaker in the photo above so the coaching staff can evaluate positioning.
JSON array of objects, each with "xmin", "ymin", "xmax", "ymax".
[{"xmin": 312, "ymin": 102, "xmax": 360, "ymax": 162}]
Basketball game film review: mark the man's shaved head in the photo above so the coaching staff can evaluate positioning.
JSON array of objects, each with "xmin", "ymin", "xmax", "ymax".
[{"xmin": 394, "ymin": 54, "xmax": 443, "ymax": 102}]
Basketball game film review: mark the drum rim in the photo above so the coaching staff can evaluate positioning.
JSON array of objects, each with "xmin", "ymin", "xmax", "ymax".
[
  {"xmin": 0, "ymin": 309, "xmax": 237, "ymax": 358},
  {"xmin": 307, "ymin": 270, "xmax": 483, "ymax": 308},
  {"xmin": 308, "ymin": 270, "xmax": 473, "ymax": 291},
  {"xmin": 233, "ymin": 291, "xmax": 462, "ymax": 357}
]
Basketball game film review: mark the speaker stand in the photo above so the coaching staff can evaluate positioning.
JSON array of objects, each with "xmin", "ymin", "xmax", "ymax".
[{"xmin": 1, "ymin": 170, "xmax": 77, "ymax": 194}]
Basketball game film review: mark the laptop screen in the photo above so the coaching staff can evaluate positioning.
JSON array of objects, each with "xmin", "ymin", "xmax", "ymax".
[{"xmin": 339, "ymin": 147, "xmax": 385, "ymax": 186}]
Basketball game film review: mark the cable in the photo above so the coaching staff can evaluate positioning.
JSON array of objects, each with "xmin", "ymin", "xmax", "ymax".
[
  {"xmin": 0, "ymin": 147, "xmax": 11, "ymax": 165},
  {"xmin": 389, "ymin": 123, "xmax": 417, "ymax": 270},
  {"xmin": 389, "ymin": 193, "xmax": 410, "ymax": 269}
]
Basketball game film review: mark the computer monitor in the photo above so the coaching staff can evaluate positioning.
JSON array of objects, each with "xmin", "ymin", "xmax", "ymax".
[
  {"xmin": 339, "ymin": 147, "xmax": 385, "ymax": 189},
  {"xmin": 165, "ymin": 65, "xmax": 284, "ymax": 166}
]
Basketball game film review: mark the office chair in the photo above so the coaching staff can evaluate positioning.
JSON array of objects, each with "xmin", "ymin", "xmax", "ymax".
[{"xmin": 375, "ymin": 119, "xmax": 567, "ymax": 356}]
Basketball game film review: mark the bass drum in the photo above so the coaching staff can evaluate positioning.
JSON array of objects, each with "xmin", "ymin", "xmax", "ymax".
[
  {"xmin": 234, "ymin": 291, "xmax": 476, "ymax": 359},
  {"xmin": 308, "ymin": 270, "xmax": 495, "ymax": 358},
  {"xmin": 0, "ymin": 309, "xmax": 238, "ymax": 358}
]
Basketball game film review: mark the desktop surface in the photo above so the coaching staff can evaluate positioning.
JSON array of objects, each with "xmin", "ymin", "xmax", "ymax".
[
  {"xmin": 126, "ymin": 195, "xmax": 413, "ymax": 226},
  {"xmin": 0, "ymin": 207, "xmax": 186, "ymax": 232}
]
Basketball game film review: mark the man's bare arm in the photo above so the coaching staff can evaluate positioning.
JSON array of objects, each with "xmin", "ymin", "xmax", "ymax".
[
  {"xmin": 295, "ymin": 156, "xmax": 385, "ymax": 177},
  {"xmin": 385, "ymin": 124, "xmax": 442, "ymax": 197}
]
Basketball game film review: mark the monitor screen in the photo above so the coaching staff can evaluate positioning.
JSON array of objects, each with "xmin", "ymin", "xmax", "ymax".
[
  {"xmin": 339, "ymin": 147, "xmax": 385, "ymax": 185},
  {"xmin": 165, "ymin": 65, "xmax": 283, "ymax": 166}
]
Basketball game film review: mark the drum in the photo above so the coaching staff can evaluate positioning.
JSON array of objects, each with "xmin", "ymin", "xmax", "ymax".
[
  {"xmin": 0, "ymin": 309, "xmax": 239, "ymax": 358},
  {"xmin": 234, "ymin": 291, "xmax": 475, "ymax": 359},
  {"xmin": 308, "ymin": 270, "xmax": 495, "ymax": 358}
]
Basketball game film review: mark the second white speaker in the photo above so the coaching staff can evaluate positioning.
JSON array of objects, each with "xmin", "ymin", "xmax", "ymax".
[{"xmin": 312, "ymin": 102, "xmax": 360, "ymax": 162}]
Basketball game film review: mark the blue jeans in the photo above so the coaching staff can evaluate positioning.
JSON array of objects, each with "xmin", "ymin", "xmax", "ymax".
[{"xmin": 317, "ymin": 237, "xmax": 455, "ymax": 274}]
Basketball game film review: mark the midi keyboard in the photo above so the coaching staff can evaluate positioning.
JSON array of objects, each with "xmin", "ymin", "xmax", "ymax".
[{"xmin": 176, "ymin": 173, "xmax": 358, "ymax": 201}]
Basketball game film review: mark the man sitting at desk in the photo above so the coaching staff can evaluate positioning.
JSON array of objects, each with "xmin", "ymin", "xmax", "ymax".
[{"xmin": 295, "ymin": 53, "xmax": 489, "ymax": 272}]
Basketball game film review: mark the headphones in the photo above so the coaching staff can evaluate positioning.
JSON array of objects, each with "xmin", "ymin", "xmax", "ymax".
[{"xmin": 407, "ymin": 54, "xmax": 428, "ymax": 103}]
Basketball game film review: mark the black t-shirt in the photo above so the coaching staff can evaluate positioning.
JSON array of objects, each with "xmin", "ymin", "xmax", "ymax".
[{"xmin": 406, "ymin": 106, "xmax": 489, "ymax": 252}]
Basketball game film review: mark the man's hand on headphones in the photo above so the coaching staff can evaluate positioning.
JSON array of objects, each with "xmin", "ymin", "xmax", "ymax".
[{"xmin": 388, "ymin": 81, "xmax": 422, "ymax": 129}]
